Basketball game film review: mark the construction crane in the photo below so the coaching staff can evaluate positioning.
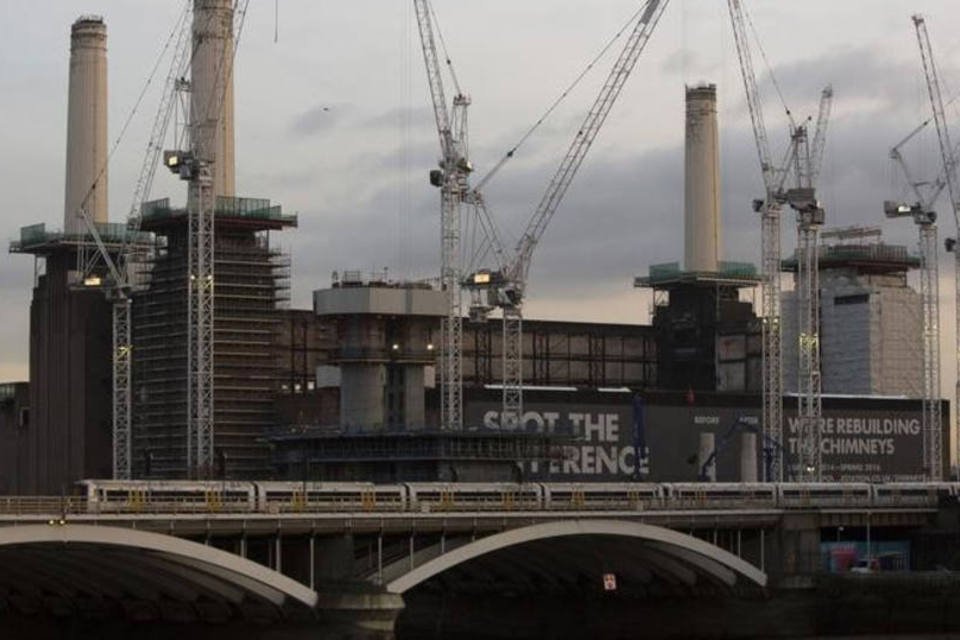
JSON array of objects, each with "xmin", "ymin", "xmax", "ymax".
[
  {"xmin": 886, "ymin": 108, "xmax": 948, "ymax": 482},
  {"xmin": 75, "ymin": 0, "xmax": 249, "ymax": 478},
  {"xmin": 727, "ymin": 0, "xmax": 830, "ymax": 481},
  {"xmin": 883, "ymin": 199, "xmax": 939, "ymax": 481},
  {"xmin": 788, "ymin": 87, "xmax": 830, "ymax": 483},
  {"xmin": 413, "ymin": 0, "xmax": 473, "ymax": 431},
  {"xmin": 912, "ymin": 13, "xmax": 954, "ymax": 479},
  {"xmin": 72, "ymin": 3, "xmax": 192, "ymax": 479},
  {"xmin": 458, "ymin": 0, "xmax": 670, "ymax": 430}
]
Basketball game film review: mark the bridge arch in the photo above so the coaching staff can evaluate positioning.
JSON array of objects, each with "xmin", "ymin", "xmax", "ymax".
[
  {"xmin": 385, "ymin": 520, "xmax": 766, "ymax": 594},
  {"xmin": 0, "ymin": 524, "xmax": 317, "ymax": 614}
]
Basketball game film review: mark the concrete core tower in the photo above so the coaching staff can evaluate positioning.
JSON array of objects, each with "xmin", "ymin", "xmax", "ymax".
[
  {"xmin": 191, "ymin": 0, "xmax": 235, "ymax": 199},
  {"xmin": 63, "ymin": 16, "xmax": 108, "ymax": 234}
]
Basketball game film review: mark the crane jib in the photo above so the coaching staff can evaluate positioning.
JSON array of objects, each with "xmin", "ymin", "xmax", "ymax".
[{"xmin": 641, "ymin": 0, "xmax": 660, "ymax": 23}]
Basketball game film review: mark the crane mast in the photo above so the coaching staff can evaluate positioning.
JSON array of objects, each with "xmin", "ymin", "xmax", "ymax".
[
  {"xmin": 790, "ymin": 174, "xmax": 825, "ymax": 482},
  {"xmin": 919, "ymin": 220, "xmax": 941, "ymax": 478},
  {"xmin": 414, "ymin": 0, "xmax": 472, "ymax": 431},
  {"xmin": 790, "ymin": 86, "xmax": 830, "ymax": 482},
  {"xmin": 109, "ymin": 6, "xmax": 192, "ymax": 479},
  {"xmin": 887, "ymin": 120, "xmax": 945, "ymax": 482},
  {"xmin": 913, "ymin": 13, "xmax": 952, "ymax": 479},
  {"xmin": 728, "ymin": 0, "xmax": 830, "ymax": 481},
  {"xmin": 727, "ymin": 0, "xmax": 785, "ymax": 481}
]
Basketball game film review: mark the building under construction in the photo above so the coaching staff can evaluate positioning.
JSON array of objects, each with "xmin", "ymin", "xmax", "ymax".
[
  {"xmin": 131, "ymin": 197, "xmax": 296, "ymax": 478},
  {"xmin": 782, "ymin": 228, "xmax": 923, "ymax": 397}
]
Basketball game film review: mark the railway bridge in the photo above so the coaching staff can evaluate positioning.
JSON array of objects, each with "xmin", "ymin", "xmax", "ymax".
[{"xmin": 0, "ymin": 482, "xmax": 949, "ymax": 638}]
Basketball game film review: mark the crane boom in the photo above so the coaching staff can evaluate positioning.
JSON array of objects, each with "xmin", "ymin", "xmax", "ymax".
[
  {"xmin": 727, "ymin": 0, "xmax": 774, "ymax": 192},
  {"xmin": 509, "ymin": 0, "xmax": 668, "ymax": 285},
  {"xmin": 127, "ymin": 2, "xmax": 192, "ymax": 231},
  {"xmin": 913, "ymin": 13, "xmax": 952, "ymax": 479},
  {"xmin": 414, "ymin": 0, "xmax": 454, "ymax": 162},
  {"xmin": 486, "ymin": 0, "xmax": 669, "ymax": 429},
  {"xmin": 809, "ymin": 85, "xmax": 833, "ymax": 189}
]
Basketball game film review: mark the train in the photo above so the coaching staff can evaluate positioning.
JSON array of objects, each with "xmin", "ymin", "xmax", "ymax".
[{"xmin": 73, "ymin": 480, "xmax": 958, "ymax": 514}]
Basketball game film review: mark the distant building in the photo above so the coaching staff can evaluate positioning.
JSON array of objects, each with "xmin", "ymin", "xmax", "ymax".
[{"xmin": 782, "ymin": 229, "xmax": 922, "ymax": 397}]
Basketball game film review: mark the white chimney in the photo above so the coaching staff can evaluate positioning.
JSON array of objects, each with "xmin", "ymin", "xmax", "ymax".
[
  {"xmin": 684, "ymin": 84, "xmax": 721, "ymax": 273},
  {"xmin": 191, "ymin": 0, "xmax": 235, "ymax": 199},
  {"xmin": 64, "ymin": 16, "xmax": 108, "ymax": 235}
]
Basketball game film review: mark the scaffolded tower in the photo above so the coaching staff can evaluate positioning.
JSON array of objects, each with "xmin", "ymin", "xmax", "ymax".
[{"xmin": 131, "ymin": 198, "xmax": 295, "ymax": 478}]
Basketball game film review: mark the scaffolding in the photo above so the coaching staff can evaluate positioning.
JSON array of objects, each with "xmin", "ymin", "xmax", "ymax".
[{"xmin": 131, "ymin": 196, "xmax": 295, "ymax": 478}]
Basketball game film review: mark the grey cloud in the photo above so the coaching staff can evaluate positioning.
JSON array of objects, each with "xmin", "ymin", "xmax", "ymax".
[
  {"xmin": 290, "ymin": 103, "xmax": 346, "ymax": 136},
  {"xmin": 662, "ymin": 48, "xmax": 718, "ymax": 78},
  {"xmin": 361, "ymin": 105, "xmax": 435, "ymax": 130},
  {"xmin": 744, "ymin": 47, "xmax": 926, "ymax": 120}
]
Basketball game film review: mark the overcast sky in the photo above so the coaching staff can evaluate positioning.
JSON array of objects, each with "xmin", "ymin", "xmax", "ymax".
[{"xmin": 3, "ymin": 0, "xmax": 960, "ymax": 402}]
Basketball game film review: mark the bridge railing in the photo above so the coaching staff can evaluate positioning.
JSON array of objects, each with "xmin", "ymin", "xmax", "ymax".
[
  {"xmin": 0, "ymin": 496, "xmax": 88, "ymax": 516},
  {"xmin": 0, "ymin": 496, "xmax": 260, "ymax": 516}
]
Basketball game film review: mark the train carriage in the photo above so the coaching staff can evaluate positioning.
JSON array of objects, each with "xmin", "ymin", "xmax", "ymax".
[
  {"xmin": 79, "ymin": 480, "xmax": 257, "ymax": 513},
  {"xmin": 662, "ymin": 483, "xmax": 777, "ymax": 509},
  {"xmin": 404, "ymin": 482, "xmax": 542, "ymax": 512},
  {"xmin": 541, "ymin": 482, "xmax": 662, "ymax": 511},
  {"xmin": 254, "ymin": 482, "xmax": 406, "ymax": 512},
  {"xmin": 777, "ymin": 482, "xmax": 872, "ymax": 509},
  {"xmin": 871, "ymin": 482, "xmax": 948, "ymax": 508}
]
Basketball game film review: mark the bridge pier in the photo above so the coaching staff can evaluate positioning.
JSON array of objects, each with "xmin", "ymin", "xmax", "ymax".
[
  {"xmin": 775, "ymin": 513, "xmax": 822, "ymax": 583},
  {"xmin": 315, "ymin": 588, "xmax": 405, "ymax": 640}
]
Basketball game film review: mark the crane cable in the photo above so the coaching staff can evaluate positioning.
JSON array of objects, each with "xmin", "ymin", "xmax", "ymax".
[
  {"xmin": 473, "ymin": 0, "xmax": 651, "ymax": 193},
  {"xmin": 76, "ymin": 1, "xmax": 191, "ymax": 221},
  {"xmin": 743, "ymin": 1, "xmax": 793, "ymax": 128},
  {"xmin": 427, "ymin": 1, "xmax": 462, "ymax": 98}
]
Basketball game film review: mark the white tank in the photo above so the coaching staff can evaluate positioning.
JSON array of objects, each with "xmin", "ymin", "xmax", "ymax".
[
  {"xmin": 63, "ymin": 16, "xmax": 108, "ymax": 235},
  {"xmin": 683, "ymin": 84, "xmax": 721, "ymax": 273},
  {"xmin": 191, "ymin": 0, "xmax": 235, "ymax": 199}
]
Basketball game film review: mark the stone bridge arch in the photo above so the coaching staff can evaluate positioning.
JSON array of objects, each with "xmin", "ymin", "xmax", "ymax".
[
  {"xmin": 382, "ymin": 520, "xmax": 767, "ymax": 594},
  {"xmin": 0, "ymin": 524, "xmax": 317, "ymax": 619}
]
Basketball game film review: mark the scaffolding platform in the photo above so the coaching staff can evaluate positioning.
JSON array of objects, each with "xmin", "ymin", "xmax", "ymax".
[
  {"xmin": 10, "ymin": 222, "xmax": 154, "ymax": 256},
  {"xmin": 781, "ymin": 243, "xmax": 921, "ymax": 274},
  {"xmin": 634, "ymin": 261, "xmax": 762, "ymax": 290},
  {"xmin": 139, "ymin": 196, "xmax": 297, "ymax": 231}
]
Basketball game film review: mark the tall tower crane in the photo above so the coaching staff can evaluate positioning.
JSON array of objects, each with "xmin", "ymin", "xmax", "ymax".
[
  {"xmin": 473, "ymin": 0, "xmax": 669, "ymax": 430},
  {"xmin": 884, "ymin": 201, "xmax": 939, "ymax": 478},
  {"xmin": 912, "ymin": 13, "xmax": 953, "ymax": 479},
  {"xmin": 727, "ymin": 0, "xmax": 830, "ymax": 481},
  {"xmin": 788, "ymin": 87, "xmax": 831, "ymax": 483},
  {"xmin": 74, "ymin": 3, "xmax": 193, "ymax": 479},
  {"xmin": 415, "ymin": 0, "xmax": 669, "ymax": 431},
  {"xmin": 414, "ymin": 0, "xmax": 473, "ymax": 431}
]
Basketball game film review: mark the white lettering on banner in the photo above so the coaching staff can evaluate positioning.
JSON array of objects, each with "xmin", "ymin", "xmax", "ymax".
[{"xmin": 786, "ymin": 416, "xmax": 920, "ymax": 437}]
